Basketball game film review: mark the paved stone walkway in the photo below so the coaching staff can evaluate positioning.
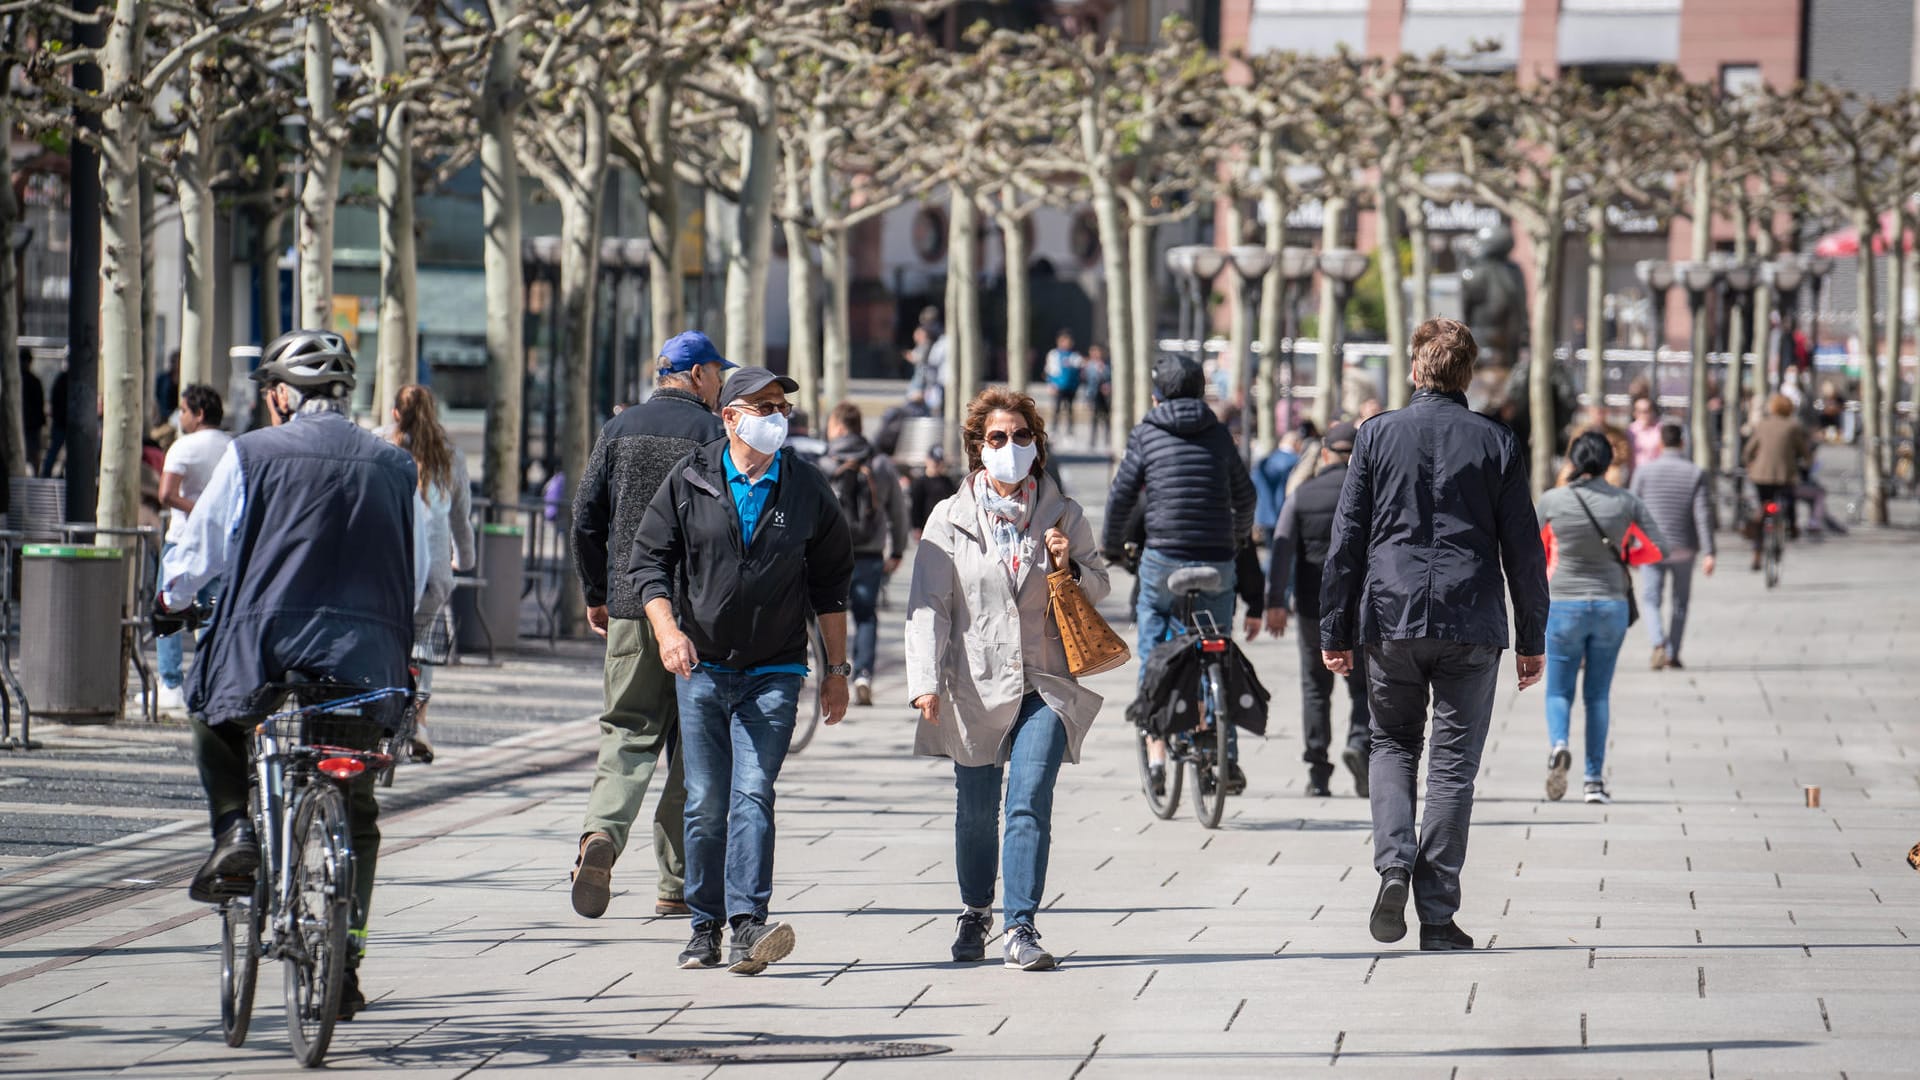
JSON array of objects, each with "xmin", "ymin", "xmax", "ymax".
[{"xmin": 3, "ymin": 521, "xmax": 1918, "ymax": 1078}]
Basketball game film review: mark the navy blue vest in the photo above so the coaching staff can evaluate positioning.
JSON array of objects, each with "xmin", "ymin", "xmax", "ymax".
[{"xmin": 189, "ymin": 411, "xmax": 417, "ymax": 724}]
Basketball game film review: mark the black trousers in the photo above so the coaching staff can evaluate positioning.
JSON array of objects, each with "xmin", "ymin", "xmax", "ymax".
[{"xmin": 1298, "ymin": 625, "xmax": 1369, "ymax": 782}]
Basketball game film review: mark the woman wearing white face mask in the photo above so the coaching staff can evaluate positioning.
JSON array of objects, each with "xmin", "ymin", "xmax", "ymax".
[{"xmin": 905, "ymin": 387, "xmax": 1111, "ymax": 972}]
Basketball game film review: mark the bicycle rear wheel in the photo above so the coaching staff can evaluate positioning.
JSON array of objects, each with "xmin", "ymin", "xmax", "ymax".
[
  {"xmin": 283, "ymin": 782, "xmax": 351, "ymax": 1068},
  {"xmin": 219, "ymin": 884, "xmax": 262, "ymax": 1047},
  {"xmin": 1189, "ymin": 666, "xmax": 1230, "ymax": 830},
  {"xmin": 790, "ymin": 620, "xmax": 828, "ymax": 753},
  {"xmin": 1764, "ymin": 526, "xmax": 1782, "ymax": 590},
  {"xmin": 1137, "ymin": 725, "xmax": 1182, "ymax": 819}
]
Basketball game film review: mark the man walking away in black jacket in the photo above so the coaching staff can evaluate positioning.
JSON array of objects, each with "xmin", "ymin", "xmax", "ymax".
[
  {"xmin": 1105, "ymin": 354, "xmax": 1258, "ymax": 795},
  {"xmin": 569, "ymin": 330, "xmax": 731, "ymax": 921},
  {"xmin": 1321, "ymin": 318, "xmax": 1549, "ymax": 953},
  {"xmin": 1266, "ymin": 421, "xmax": 1369, "ymax": 799},
  {"xmin": 819, "ymin": 401, "xmax": 909, "ymax": 706}
]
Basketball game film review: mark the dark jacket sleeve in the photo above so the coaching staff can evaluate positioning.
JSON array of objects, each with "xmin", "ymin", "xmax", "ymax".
[
  {"xmin": 1691, "ymin": 470, "xmax": 1714, "ymax": 558},
  {"xmin": 805, "ymin": 476, "xmax": 856, "ymax": 615},
  {"xmin": 627, "ymin": 461, "xmax": 687, "ymax": 610},
  {"xmin": 1234, "ymin": 541, "xmax": 1264, "ymax": 617},
  {"xmin": 1102, "ymin": 426, "xmax": 1148, "ymax": 557},
  {"xmin": 879, "ymin": 457, "xmax": 910, "ymax": 560},
  {"xmin": 1225, "ymin": 434, "xmax": 1258, "ymax": 545},
  {"xmin": 1266, "ymin": 494, "xmax": 1301, "ymax": 611},
  {"xmin": 1318, "ymin": 426, "xmax": 1375, "ymax": 652},
  {"xmin": 571, "ymin": 430, "xmax": 615, "ymax": 607},
  {"xmin": 1494, "ymin": 434, "xmax": 1550, "ymax": 655}
]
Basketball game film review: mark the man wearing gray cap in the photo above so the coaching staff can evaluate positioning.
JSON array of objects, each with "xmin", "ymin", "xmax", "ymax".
[{"xmin": 629, "ymin": 366, "xmax": 854, "ymax": 974}]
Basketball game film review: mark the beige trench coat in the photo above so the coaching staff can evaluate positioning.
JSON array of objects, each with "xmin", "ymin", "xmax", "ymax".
[{"xmin": 904, "ymin": 474, "xmax": 1111, "ymax": 768}]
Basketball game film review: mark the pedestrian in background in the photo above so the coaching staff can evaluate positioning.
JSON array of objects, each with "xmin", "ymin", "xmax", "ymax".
[
  {"xmin": 630, "ymin": 365, "xmax": 853, "ymax": 975},
  {"xmin": 1628, "ymin": 396, "xmax": 1664, "ymax": 475},
  {"xmin": 1630, "ymin": 422, "xmax": 1714, "ymax": 671},
  {"xmin": 910, "ymin": 444, "xmax": 959, "ymax": 539},
  {"xmin": 41, "ymin": 361, "xmax": 68, "ymax": 476},
  {"xmin": 1743, "ymin": 394, "xmax": 1812, "ymax": 569},
  {"xmin": 1537, "ymin": 432, "xmax": 1663, "ymax": 805},
  {"xmin": 1083, "ymin": 344, "xmax": 1113, "ymax": 448},
  {"xmin": 819, "ymin": 401, "xmax": 909, "ymax": 707},
  {"xmin": 1044, "ymin": 330, "xmax": 1083, "ymax": 436},
  {"xmin": 155, "ymin": 384, "xmax": 232, "ymax": 714},
  {"xmin": 1265, "ymin": 421, "xmax": 1370, "ymax": 798},
  {"xmin": 1252, "ymin": 428, "xmax": 1302, "ymax": 547},
  {"xmin": 1321, "ymin": 317, "xmax": 1548, "ymax": 953},
  {"xmin": 906, "ymin": 386, "xmax": 1109, "ymax": 972},
  {"xmin": 568, "ymin": 331, "xmax": 731, "ymax": 921},
  {"xmin": 19, "ymin": 349, "xmax": 45, "ymax": 474}
]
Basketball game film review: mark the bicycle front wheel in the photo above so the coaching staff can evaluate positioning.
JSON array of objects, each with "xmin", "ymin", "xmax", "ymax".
[
  {"xmin": 283, "ymin": 782, "xmax": 352, "ymax": 1068},
  {"xmin": 1189, "ymin": 667, "xmax": 1230, "ymax": 830},
  {"xmin": 219, "ymin": 885, "xmax": 262, "ymax": 1047},
  {"xmin": 1137, "ymin": 725, "xmax": 1182, "ymax": 819},
  {"xmin": 790, "ymin": 620, "xmax": 828, "ymax": 754}
]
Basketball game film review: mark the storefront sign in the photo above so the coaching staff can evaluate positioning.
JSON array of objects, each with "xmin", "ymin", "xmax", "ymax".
[{"xmin": 1421, "ymin": 197, "xmax": 1502, "ymax": 232}]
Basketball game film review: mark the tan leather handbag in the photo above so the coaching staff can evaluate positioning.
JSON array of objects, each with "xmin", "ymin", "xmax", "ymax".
[{"xmin": 1047, "ymin": 547, "xmax": 1131, "ymax": 678}]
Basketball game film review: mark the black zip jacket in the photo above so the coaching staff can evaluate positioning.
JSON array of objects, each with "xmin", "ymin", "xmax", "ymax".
[
  {"xmin": 572, "ymin": 388, "xmax": 725, "ymax": 617},
  {"xmin": 1319, "ymin": 389, "xmax": 1549, "ymax": 655},
  {"xmin": 628, "ymin": 439, "xmax": 854, "ymax": 669},
  {"xmin": 1103, "ymin": 398, "xmax": 1256, "ymax": 562}
]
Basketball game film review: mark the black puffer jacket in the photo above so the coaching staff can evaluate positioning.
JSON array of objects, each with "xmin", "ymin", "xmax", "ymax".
[{"xmin": 1103, "ymin": 398, "xmax": 1256, "ymax": 563}]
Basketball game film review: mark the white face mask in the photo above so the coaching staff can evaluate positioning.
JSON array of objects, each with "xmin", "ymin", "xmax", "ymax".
[
  {"xmin": 981, "ymin": 439, "xmax": 1037, "ymax": 484},
  {"xmin": 731, "ymin": 408, "xmax": 789, "ymax": 455}
]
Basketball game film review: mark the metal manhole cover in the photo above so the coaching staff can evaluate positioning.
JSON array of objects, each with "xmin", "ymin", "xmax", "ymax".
[{"xmin": 635, "ymin": 1040, "xmax": 951, "ymax": 1064}]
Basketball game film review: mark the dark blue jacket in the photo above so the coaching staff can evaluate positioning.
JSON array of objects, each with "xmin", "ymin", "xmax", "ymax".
[
  {"xmin": 190, "ymin": 412, "xmax": 417, "ymax": 724},
  {"xmin": 1103, "ymin": 398, "xmax": 1256, "ymax": 563},
  {"xmin": 1319, "ymin": 389, "xmax": 1548, "ymax": 655}
]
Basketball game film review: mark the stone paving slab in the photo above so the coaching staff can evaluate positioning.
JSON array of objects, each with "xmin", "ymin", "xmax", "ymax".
[{"xmin": 2, "ymin": 525, "xmax": 1918, "ymax": 1078}]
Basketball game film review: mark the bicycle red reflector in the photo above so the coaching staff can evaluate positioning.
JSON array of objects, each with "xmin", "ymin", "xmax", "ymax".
[
  {"xmin": 1200, "ymin": 640, "xmax": 1228, "ymax": 653},
  {"xmin": 318, "ymin": 757, "xmax": 365, "ymax": 780},
  {"xmin": 1764, "ymin": 502, "xmax": 1780, "ymax": 515}
]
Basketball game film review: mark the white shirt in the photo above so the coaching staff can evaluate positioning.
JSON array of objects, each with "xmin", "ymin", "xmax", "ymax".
[
  {"xmin": 162, "ymin": 438, "xmax": 431, "ymax": 611},
  {"xmin": 162, "ymin": 428, "xmax": 233, "ymax": 544}
]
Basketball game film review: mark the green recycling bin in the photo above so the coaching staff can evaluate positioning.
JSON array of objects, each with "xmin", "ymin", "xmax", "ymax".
[
  {"xmin": 456, "ymin": 523, "xmax": 524, "ymax": 653},
  {"xmin": 21, "ymin": 545, "xmax": 127, "ymax": 720}
]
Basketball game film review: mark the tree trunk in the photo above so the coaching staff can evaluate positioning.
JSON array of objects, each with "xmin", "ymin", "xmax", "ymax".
[
  {"xmin": 1688, "ymin": 159, "xmax": 1713, "ymax": 475},
  {"xmin": 950, "ymin": 190, "xmax": 983, "ymax": 410},
  {"xmin": 479, "ymin": 0, "xmax": 524, "ymax": 504},
  {"xmin": 558, "ymin": 191, "xmax": 602, "ymax": 606},
  {"xmin": 95, "ymin": 0, "xmax": 148, "ymax": 531},
  {"xmin": 1083, "ymin": 127, "xmax": 1131, "ymax": 457},
  {"xmin": 820, "ymin": 223, "xmax": 851, "ymax": 409},
  {"xmin": 255, "ymin": 207, "xmax": 284, "ymax": 346},
  {"xmin": 723, "ymin": 69, "xmax": 776, "ymax": 368},
  {"xmin": 1256, "ymin": 144, "xmax": 1288, "ymax": 452},
  {"xmin": 1127, "ymin": 212, "xmax": 1155, "ymax": 431},
  {"xmin": 1312, "ymin": 196, "xmax": 1345, "ymax": 428},
  {"xmin": 1883, "ymin": 229, "xmax": 1907, "ymax": 479},
  {"xmin": 298, "ymin": 16, "xmax": 339, "ymax": 330},
  {"xmin": 1852, "ymin": 210, "xmax": 1887, "ymax": 524},
  {"xmin": 1721, "ymin": 207, "xmax": 1752, "ymax": 483},
  {"xmin": 1750, "ymin": 227, "xmax": 1775, "ymax": 412},
  {"xmin": 1909, "ymin": 219, "xmax": 1920, "ymax": 432},
  {"xmin": 640, "ymin": 85, "xmax": 683, "ymax": 352},
  {"xmin": 370, "ymin": 2, "xmax": 417, "ymax": 413},
  {"xmin": 1376, "ymin": 180, "xmax": 1409, "ymax": 412},
  {"xmin": 0, "ymin": 108, "xmax": 21, "ymax": 477},
  {"xmin": 1585, "ymin": 203, "xmax": 1607, "ymax": 420},
  {"xmin": 178, "ymin": 62, "xmax": 217, "ymax": 389},
  {"xmin": 1226, "ymin": 200, "xmax": 1251, "ymax": 425},
  {"xmin": 1405, "ymin": 193, "xmax": 1431, "ymax": 330},
  {"xmin": 1526, "ymin": 207, "xmax": 1565, "ymax": 495},
  {"xmin": 1001, "ymin": 204, "xmax": 1031, "ymax": 397},
  {"xmin": 781, "ymin": 150, "xmax": 819, "ymax": 420}
]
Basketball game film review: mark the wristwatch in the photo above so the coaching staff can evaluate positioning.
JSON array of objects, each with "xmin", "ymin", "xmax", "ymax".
[{"xmin": 824, "ymin": 662, "xmax": 853, "ymax": 679}]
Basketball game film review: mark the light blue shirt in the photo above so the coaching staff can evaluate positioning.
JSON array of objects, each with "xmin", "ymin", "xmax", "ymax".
[
  {"xmin": 161, "ymin": 428, "xmax": 432, "ymax": 611},
  {"xmin": 714, "ymin": 449, "xmax": 807, "ymax": 678}
]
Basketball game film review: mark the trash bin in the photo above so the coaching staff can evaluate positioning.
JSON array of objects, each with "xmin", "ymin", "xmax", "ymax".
[
  {"xmin": 457, "ymin": 523, "xmax": 524, "ymax": 653},
  {"xmin": 21, "ymin": 544, "xmax": 127, "ymax": 720}
]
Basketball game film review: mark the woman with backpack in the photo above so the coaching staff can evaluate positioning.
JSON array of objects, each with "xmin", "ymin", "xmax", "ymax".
[
  {"xmin": 821, "ymin": 402, "xmax": 908, "ymax": 706},
  {"xmin": 1536, "ymin": 432, "xmax": 1664, "ymax": 805}
]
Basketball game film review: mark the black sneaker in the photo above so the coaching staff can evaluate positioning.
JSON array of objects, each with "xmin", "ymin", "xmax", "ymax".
[
  {"xmin": 1341, "ymin": 746, "xmax": 1370, "ymax": 797},
  {"xmin": 951, "ymin": 910, "xmax": 991, "ymax": 962},
  {"xmin": 1545, "ymin": 746, "xmax": 1571, "ymax": 802},
  {"xmin": 1583, "ymin": 781, "xmax": 1611, "ymax": 805},
  {"xmin": 1419, "ymin": 920, "xmax": 1476, "ymax": 951},
  {"xmin": 1225, "ymin": 761, "xmax": 1247, "ymax": 796},
  {"xmin": 1148, "ymin": 763, "xmax": 1166, "ymax": 797},
  {"xmin": 338, "ymin": 968, "xmax": 366, "ymax": 1021},
  {"xmin": 1003, "ymin": 925, "xmax": 1055, "ymax": 971},
  {"xmin": 1369, "ymin": 868, "xmax": 1410, "ymax": 944},
  {"xmin": 727, "ymin": 919, "xmax": 796, "ymax": 975},
  {"xmin": 188, "ymin": 820, "xmax": 259, "ymax": 903},
  {"xmin": 1306, "ymin": 780, "xmax": 1333, "ymax": 798},
  {"xmin": 677, "ymin": 924, "xmax": 722, "ymax": 969}
]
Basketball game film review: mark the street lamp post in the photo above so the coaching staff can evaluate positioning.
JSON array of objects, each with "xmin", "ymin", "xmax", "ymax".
[
  {"xmin": 1761, "ymin": 256, "xmax": 1805, "ymax": 392},
  {"xmin": 1228, "ymin": 244, "xmax": 1275, "ymax": 464},
  {"xmin": 1674, "ymin": 259, "xmax": 1721, "ymax": 473},
  {"xmin": 1277, "ymin": 246, "xmax": 1318, "ymax": 434},
  {"xmin": 1165, "ymin": 246, "xmax": 1196, "ymax": 360},
  {"xmin": 1315, "ymin": 247, "xmax": 1370, "ymax": 426},
  {"xmin": 1717, "ymin": 256, "xmax": 1758, "ymax": 484},
  {"xmin": 1635, "ymin": 259, "xmax": 1676, "ymax": 410},
  {"xmin": 1804, "ymin": 254, "xmax": 1834, "ymax": 365},
  {"xmin": 1164, "ymin": 245, "xmax": 1227, "ymax": 365}
]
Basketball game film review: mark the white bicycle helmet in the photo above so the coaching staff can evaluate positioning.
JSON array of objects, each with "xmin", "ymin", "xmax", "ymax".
[{"xmin": 255, "ymin": 329, "xmax": 357, "ymax": 395}]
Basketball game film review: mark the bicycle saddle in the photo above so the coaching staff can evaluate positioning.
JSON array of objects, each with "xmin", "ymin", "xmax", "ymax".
[{"xmin": 1166, "ymin": 567, "xmax": 1223, "ymax": 597}]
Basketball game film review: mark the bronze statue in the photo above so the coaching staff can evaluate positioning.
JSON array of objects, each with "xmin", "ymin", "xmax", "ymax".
[{"xmin": 1458, "ymin": 223, "xmax": 1527, "ymax": 371}]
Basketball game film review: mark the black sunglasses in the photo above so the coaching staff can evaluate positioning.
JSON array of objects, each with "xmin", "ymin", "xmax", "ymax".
[
  {"xmin": 984, "ymin": 428, "xmax": 1036, "ymax": 448},
  {"xmin": 729, "ymin": 400, "xmax": 795, "ymax": 418}
]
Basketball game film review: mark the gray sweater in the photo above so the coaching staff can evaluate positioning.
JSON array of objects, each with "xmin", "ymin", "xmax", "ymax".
[
  {"xmin": 1536, "ymin": 479, "xmax": 1665, "ymax": 601},
  {"xmin": 1630, "ymin": 450, "xmax": 1714, "ymax": 561}
]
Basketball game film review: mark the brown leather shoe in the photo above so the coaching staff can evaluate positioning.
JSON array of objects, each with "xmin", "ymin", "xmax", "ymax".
[
  {"xmin": 1650, "ymin": 646, "xmax": 1668, "ymax": 671},
  {"xmin": 571, "ymin": 833, "xmax": 615, "ymax": 918},
  {"xmin": 655, "ymin": 898, "xmax": 691, "ymax": 917}
]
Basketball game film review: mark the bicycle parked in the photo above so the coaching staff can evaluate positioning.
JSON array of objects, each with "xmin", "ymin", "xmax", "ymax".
[
  {"xmin": 1134, "ymin": 566, "xmax": 1235, "ymax": 830},
  {"xmin": 215, "ymin": 677, "xmax": 422, "ymax": 1067}
]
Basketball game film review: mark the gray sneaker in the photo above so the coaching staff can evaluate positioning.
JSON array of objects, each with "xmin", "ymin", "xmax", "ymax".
[
  {"xmin": 1545, "ymin": 746, "xmax": 1571, "ymax": 802},
  {"xmin": 1583, "ymin": 781, "xmax": 1611, "ymax": 805},
  {"xmin": 1003, "ymin": 925, "xmax": 1056, "ymax": 971},
  {"xmin": 727, "ymin": 919, "xmax": 796, "ymax": 975}
]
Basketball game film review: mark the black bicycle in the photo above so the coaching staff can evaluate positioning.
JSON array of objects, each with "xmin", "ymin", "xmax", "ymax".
[
  {"xmin": 790, "ymin": 614, "xmax": 831, "ymax": 753},
  {"xmin": 216, "ymin": 679, "xmax": 419, "ymax": 1067},
  {"xmin": 1135, "ymin": 567, "xmax": 1234, "ymax": 830}
]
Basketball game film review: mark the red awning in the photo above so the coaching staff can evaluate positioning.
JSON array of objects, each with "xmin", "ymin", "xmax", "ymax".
[{"xmin": 1813, "ymin": 211, "xmax": 1915, "ymax": 258}]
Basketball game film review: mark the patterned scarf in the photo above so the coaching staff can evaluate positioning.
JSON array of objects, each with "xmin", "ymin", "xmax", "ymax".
[{"xmin": 974, "ymin": 471, "xmax": 1036, "ymax": 580}]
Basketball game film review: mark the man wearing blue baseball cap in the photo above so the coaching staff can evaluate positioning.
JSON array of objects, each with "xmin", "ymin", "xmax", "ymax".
[{"xmin": 568, "ymin": 330, "xmax": 734, "ymax": 921}]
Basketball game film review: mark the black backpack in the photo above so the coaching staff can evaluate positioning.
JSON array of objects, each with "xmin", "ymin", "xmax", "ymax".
[{"xmin": 831, "ymin": 457, "xmax": 884, "ymax": 546}]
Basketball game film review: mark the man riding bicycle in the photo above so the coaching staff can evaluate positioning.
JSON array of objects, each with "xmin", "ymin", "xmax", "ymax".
[{"xmin": 158, "ymin": 329, "xmax": 428, "ymax": 1020}]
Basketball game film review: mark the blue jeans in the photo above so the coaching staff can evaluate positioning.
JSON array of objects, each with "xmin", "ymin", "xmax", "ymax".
[
  {"xmin": 676, "ymin": 667, "xmax": 803, "ymax": 929},
  {"xmin": 156, "ymin": 541, "xmax": 216, "ymax": 690},
  {"xmin": 1640, "ymin": 561, "xmax": 1694, "ymax": 660},
  {"xmin": 1135, "ymin": 547, "xmax": 1239, "ymax": 758},
  {"xmin": 849, "ymin": 555, "xmax": 885, "ymax": 680},
  {"xmin": 1545, "ymin": 599, "xmax": 1630, "ymax": 783},
  {"xmin": 953, "ymin": 693, "xmax": 1068, "ymax": 930}
]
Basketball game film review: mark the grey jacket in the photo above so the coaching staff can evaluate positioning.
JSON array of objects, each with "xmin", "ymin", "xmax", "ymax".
[
  {"xmin": 1537, "ymin": 479, "xmax": 1666, "ymax": 601},
  {"xmin": 1629, "ymin": 450, "xmax": 1714, "ymax": 562},
  {"xmin": 905, "ymin": 474, "xmax": 1110, "ymax": 768}
]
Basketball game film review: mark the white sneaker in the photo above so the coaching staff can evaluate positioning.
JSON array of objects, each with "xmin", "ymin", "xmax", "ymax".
[
  {"xmin": 853, "ymin": 677, "xmax": 873, "ymax": 707},
  {"xmin": 156, "ymin": 685, "xmax": 185, "ymax": 713}
]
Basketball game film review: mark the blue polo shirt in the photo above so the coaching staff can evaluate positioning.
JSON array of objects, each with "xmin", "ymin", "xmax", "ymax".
[{"xmin": 714, "ymin": 450, "xmax": 809, "ymax": 678}]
